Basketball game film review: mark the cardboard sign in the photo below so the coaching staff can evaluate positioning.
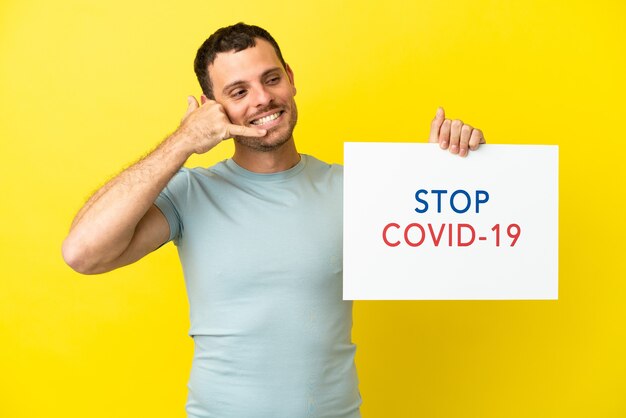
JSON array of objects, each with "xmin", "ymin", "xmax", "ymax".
[{"xmin": 343, "ymin": 143, "xmax": 559, "ymax": 300}]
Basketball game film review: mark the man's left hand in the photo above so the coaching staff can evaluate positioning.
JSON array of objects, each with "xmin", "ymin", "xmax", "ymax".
[{"xmin": 429, "ymin": 107, "xmax": 486, "ymax": 157}]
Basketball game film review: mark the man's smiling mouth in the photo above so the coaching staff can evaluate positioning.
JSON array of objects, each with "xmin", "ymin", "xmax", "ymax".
[{"xmin": 250, "ymin": 110, "xmax": 284, "ymax": 125}]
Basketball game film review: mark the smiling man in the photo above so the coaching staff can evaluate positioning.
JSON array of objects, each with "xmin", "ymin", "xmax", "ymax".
[
  {"xmin": 62, "ymin": 23, "xmax": 484, "ymax": 418},
  {"xmin": 203, "ymin": 40, "xmax": 298, "ymax": 155}
]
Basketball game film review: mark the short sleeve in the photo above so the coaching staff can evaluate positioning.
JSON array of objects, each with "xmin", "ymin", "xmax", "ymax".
[{"xmin": 154, "ymin": 169, "xmax": 189, "ymax": 244}]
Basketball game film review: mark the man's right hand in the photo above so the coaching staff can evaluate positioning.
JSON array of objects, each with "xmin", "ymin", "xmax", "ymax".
[{"xmin": 177, "ymin": 95, "xmax": 267, "ymax": 154}]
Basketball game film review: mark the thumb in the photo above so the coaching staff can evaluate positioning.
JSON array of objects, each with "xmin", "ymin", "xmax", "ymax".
[
  {"xmin": 428, "ymin": 106, "xmax": 445, "ymax": 143},
  {"xmin": 183, "ymin": 95, "xmax": 200, "ymax": 120}
]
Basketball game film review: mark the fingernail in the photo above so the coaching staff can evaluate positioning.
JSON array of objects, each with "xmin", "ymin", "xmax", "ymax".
[
  {"xmin": 440, "ymin": 141, "xmax": 448, "ymax": 149},
  {"xmin": 450, "ymin": 144, "xmax": 459, "ymax": 153},
  {"xmin": 460, "ymin": 148, "xmax": 467, "ymax": 157}
]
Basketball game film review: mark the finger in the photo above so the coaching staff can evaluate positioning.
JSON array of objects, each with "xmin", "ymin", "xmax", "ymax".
[
  {"xmin": 438, "ymin": 119, "xmax": 451, "ymax": 149},
  {"xmin": 469, "ymin": 128, "xmax": 485, "ymax": 150},
  {"xmin": 183, "ymin": 96, "xmax": 199, "ymax": 120},
  {"xmin": 428, "ymin": 107, "xmax": 445, "ymax": 143},
  {"xmin": 448, "ymin": 119, "xmax": 463, "ymax": 155},
  {"xmin": 225, "ymin": 123, "xmax": 267, "ymax": 138},
  {"xmin": 459, "ymin": 124, "xmax": 473, "ymax": 157}
]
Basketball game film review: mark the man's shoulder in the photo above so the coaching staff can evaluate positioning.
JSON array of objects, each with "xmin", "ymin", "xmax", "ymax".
[
  {"xmin": 160, "ymin": 161, "xmax": 232, "ymax": 195},
  {"xmin": 176, "ymin": 160, "xmax": 230, "ymax": 179},
  {"xmin": 303, "ymin": 154, "xmax": 343, "ymax": 177}
]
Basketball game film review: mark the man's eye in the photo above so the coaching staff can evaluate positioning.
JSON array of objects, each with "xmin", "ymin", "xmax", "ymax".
[
  {"xmin": 267, "ymin": 77, "xmax": 280, "ymax": 84},
  {"xmin": 232, "ymin": 89, "xmax": 246, "ymax": 98}
]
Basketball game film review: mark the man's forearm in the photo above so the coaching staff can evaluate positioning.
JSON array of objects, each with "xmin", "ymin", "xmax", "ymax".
[
  {"xmin": 63, "ymin": 95, "xmax": 268, "ymax": 273},
  {"xmin": 63, "ymin": 132, "xmax": 192, "ymax": 270}
]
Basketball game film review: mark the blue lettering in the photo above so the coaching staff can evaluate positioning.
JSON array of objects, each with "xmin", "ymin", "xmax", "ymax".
[
  {"xmin": 414, "ymin": 189, "xmax": 429, "ymax": 213},
  {"xmin": 476, "ymin": 190, "xmax": 489, "ymax": 213},
  {"xmin": 450, "ymin": 190, "xmax": 471, "ymax": 213}
]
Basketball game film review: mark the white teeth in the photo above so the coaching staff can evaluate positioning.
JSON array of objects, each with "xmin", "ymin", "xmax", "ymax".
[{"xmin": 251, "ymin": 111, "xmax": 281, "ymax": 125}]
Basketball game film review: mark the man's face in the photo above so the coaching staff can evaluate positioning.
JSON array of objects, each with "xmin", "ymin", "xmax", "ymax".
[{"xmin": 208, "ymin": 39, "xmax": 298, "ymax": 152}]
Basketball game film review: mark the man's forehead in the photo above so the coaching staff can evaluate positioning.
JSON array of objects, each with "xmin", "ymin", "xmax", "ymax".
[{"xmin": 209, "ymin": 39, "xmax": 282, "ymax": 87}]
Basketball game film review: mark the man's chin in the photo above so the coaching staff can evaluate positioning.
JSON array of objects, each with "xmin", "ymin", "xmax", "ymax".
[
  {"xmin": 233, "ymin": 126, "xmax": 293, "ymax": 152},
  {"xmin": 233, "ymin": 130, "xmax": 292, "ymax": 153}
]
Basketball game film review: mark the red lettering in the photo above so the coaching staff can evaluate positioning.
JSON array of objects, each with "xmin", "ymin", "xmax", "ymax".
[
  {"xmin": 457, "ymin": 223, "xmax": 476, "ymax": 246},
  {"xmin": 404, "ymin": 223, "xmax": 425, "ymax": 247},
  {"xmin": 382, "ymin": 223, "xmax": 401, "ymax": 247},
  {"xmin": 428, "ymin": 223, "xmax": 446, "ymax": 247}
]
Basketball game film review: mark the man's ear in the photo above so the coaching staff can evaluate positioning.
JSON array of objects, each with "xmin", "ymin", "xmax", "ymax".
[
  {"xmin": 201, "ymin": 94, "xmax": 208, "ymax": 105},
  {"xmin": 285, "ymin": 63, "xmax": 296, "ymax": 96}
]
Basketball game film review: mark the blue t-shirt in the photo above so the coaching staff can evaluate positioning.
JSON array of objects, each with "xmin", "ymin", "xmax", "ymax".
[{"xmin": 155, "ymin": 155, "xmax": 360, "ymax": 418}]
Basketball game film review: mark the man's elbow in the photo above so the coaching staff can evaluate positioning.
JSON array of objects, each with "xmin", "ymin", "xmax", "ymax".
[{"xmin": 62, "ymin": 237, "xmax": 106, "ymax": 275}]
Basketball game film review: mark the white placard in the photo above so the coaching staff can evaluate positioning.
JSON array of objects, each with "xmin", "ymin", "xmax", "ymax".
[{"xmin": 343, "ymin": 143, "xmax": 558, "ymax": 300}]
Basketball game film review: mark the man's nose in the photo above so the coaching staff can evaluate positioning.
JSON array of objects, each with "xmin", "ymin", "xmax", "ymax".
[{"xmin": 250, "ymin": 85, "xmax": 273, "ymax": 108}]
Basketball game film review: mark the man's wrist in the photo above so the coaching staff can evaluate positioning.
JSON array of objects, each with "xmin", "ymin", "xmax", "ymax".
[{"xmin": 162, "ymin": 130, "xmax": 197, "ymax": 162}]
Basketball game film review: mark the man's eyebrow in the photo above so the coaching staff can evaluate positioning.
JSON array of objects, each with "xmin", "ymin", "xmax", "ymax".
[{"xmin": 221, "ymin": 67, "xmax": 282, "ymax": 95}]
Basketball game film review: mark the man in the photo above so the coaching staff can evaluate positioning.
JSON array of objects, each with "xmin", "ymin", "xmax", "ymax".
[{"xmin": 62, "ymin": 23, "xmax": 485, "ymax": 418}]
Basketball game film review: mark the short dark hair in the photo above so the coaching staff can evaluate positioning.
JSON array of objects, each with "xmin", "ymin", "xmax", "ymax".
[{"xmin": 194, "ymin": 22, "xmax": 287, "ymax": 99}]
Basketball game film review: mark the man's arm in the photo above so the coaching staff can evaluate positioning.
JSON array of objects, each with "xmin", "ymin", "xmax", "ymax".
[{"xmin": 62, "ymin": 96, "xmax": 266, "ymax": 275}]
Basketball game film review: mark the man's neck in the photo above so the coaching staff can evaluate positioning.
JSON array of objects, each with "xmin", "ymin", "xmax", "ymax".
[{"xmin": 232, "ymin": 139, "xmax": 301, "ymax": 173}]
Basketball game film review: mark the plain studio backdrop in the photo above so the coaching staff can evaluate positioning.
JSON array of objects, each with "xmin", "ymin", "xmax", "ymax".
[{"xmin": 1, "ymin": 1, "xmax": 625, "ymax": 417}]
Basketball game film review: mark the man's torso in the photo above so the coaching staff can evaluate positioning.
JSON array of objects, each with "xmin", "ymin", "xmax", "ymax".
[{"xmin": 155, "ymin": 155, "xmax": 361, "ymax": 418}]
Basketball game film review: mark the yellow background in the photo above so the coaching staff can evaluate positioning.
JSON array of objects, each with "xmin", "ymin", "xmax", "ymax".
[{"xmin": 1, "ymin": 0, "xmax": 625, "ymax": 416}]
